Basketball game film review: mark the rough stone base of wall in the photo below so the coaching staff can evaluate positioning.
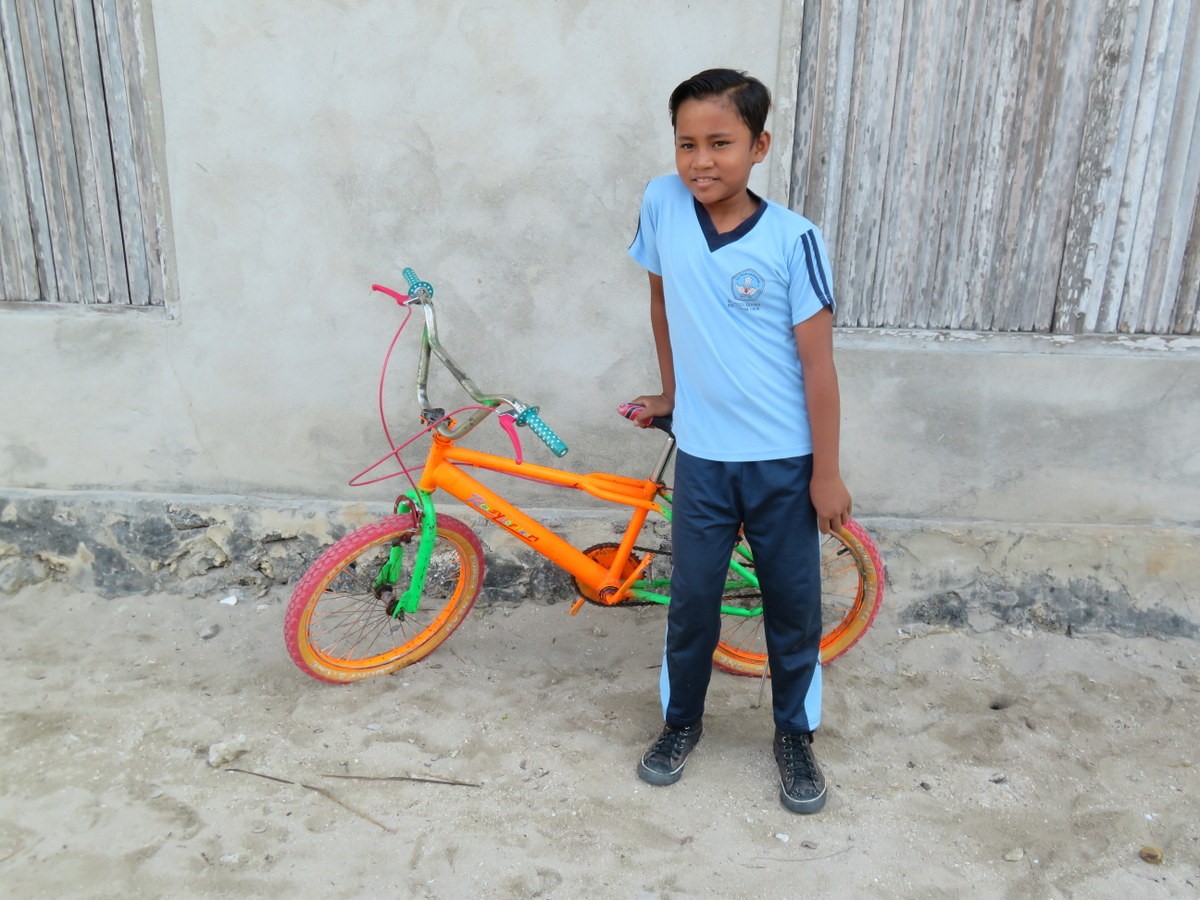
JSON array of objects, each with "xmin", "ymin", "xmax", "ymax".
[
  {"xmin": 1, "ymin": 491, "xmax": 1196, "ymax": 640},
  {"xmin": 0, "ymin": 491, "xmax": 659, "ymax": 607}
]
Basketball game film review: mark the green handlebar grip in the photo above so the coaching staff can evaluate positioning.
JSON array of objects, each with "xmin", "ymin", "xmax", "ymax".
[
  {"xmin": 402, "ymin": 267, "xmax": 434, "ymax": 299},
  {"xmin": 516, "ymin": 408, "xmax": 568, "ymax": 457}
]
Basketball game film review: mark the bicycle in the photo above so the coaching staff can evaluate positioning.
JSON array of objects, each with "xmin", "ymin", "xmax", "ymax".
[{"xmin": 284, "ymin": 269, "xmax": 885, "ymax": 684}]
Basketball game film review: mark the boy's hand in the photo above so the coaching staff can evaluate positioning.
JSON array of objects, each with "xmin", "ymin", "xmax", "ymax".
[
  {"xmin": 810, "ymin": 473, "xmax": 852, "ymax": 534},
  {"xmin": 628, "ymin": 393, "xmax": 673, "ymax": 427}
]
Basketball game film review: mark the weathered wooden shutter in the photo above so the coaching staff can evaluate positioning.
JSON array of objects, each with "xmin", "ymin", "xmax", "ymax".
[
  {"xmin": 791, "ymin": 0, "xmax": 1200, "ymax": 335},
  {"xmin": 0, "ymin": 0, "xmax": 163, "ymax": 307}
]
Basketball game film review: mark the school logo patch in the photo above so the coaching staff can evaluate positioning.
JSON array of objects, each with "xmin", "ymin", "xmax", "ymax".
[{"xmin": 730, "ymin": 269, "xmax": 765, "ymax": 306}]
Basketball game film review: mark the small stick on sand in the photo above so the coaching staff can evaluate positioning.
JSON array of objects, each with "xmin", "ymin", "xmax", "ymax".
[
  {"xmin": 319, "ymin": 772, "xmax": 482, "ymax": 788},
  {"xmin": 224, "ymin": 767, "xmax": 396, "ymax": 833}
]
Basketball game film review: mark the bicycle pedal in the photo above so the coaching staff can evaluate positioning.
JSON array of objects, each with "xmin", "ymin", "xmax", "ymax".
[{"xmin": 569, "ymin": 597, "xmax": 587, "ymax": 616}]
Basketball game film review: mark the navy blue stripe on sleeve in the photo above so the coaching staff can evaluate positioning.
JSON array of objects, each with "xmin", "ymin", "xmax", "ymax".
[{"xmin": 801, "ymin": 230, "xmax": 834, "ymax": 309}]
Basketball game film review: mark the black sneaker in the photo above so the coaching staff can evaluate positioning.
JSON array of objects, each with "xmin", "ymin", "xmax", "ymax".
[
  {"xmin": 774, "ymin": 730, "xmax": 827, "ymax": 814},
  {"xmin": 637, "ymin": 721, "xmax": 703, "ymax": 785}
]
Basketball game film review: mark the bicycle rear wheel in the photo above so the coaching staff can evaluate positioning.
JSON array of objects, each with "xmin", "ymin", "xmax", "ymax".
[
  {"xmin": 285, "ymin": 513, "xmax": 484, "ymax": 683},
  {"xmin": 712, "ymin": 519, "xmax": 884, "ymax": 676}
]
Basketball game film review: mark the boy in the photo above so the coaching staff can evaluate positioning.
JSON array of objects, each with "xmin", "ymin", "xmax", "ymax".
[{"xmin": 627, "ymin": 69, "xmax": 851, "ymax": 814}]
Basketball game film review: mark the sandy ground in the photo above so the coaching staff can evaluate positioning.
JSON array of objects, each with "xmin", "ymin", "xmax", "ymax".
[{"xmin": 1, "ymin": 581, "xmax": 1198, "ymax": 899}]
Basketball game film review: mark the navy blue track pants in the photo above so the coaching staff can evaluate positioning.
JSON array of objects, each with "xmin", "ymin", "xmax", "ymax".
[{"xmin": 661, "ymin": 449, "xmax": 823, "ymax": 733}]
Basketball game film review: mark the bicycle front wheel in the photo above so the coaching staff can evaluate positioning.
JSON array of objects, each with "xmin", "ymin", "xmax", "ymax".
[
  {"xmin": 284, "ymin": 513, "xmax": 484, "ymax": 683},
  {"xmin": 712, "ymin": 518, "xmax": 884, "ymax": 676}
]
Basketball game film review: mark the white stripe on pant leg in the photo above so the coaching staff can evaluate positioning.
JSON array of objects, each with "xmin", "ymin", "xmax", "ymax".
[
  {"xmin": 804, "ymin": 661, "xmax": 822, "ymax": 731},
  {"xmin": 805, "ymin": 516, "xmax": 822, "ymax": 731},
  {"xmin": 659, "ymin": 623, "xmax": 671, "ymax": 717}
]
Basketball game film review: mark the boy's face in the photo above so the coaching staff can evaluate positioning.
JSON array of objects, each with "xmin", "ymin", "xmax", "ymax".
[{"xmin": 674, "ymin": 95, "xmax": 770, "ymax": 214}]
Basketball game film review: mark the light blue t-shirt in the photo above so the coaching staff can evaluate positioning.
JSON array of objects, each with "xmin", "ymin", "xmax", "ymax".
[{"xmin": 628, "ymin": 174, "xmax": 835, "ymax": 461}]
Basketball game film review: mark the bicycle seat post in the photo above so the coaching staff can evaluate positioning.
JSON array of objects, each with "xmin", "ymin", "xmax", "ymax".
[{"xmin": 649, "ymin": 433, "xmax": 676, "ymax": 484}]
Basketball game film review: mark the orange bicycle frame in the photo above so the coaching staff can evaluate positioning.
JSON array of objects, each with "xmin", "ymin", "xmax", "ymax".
[{"xmin": 416, "ymin": 434, "xmax": 662, "ymax": 603}]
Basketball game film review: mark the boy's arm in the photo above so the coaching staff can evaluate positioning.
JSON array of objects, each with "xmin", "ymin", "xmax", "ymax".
[
  {"xmin": 631, "ymin": 273, "xmax": 675, "ymax": 425},
  {"xmin": 794, "ymin": 307, "xmax": 852, "ymax": 533}
]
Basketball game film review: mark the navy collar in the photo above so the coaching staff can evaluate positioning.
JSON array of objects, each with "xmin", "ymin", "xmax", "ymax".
[{"xmin": 694, "ymin": 190, "xmax": 766, "ymax": 252}]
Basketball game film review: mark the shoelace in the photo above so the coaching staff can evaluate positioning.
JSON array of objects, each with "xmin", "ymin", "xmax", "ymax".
[
  {"xmin": 780, "ymin": 734, "xmax": 817, "ymax": 781},
  {"xmin": 650, "ymin": 727, "xmax": 692, "ymax": 761}
]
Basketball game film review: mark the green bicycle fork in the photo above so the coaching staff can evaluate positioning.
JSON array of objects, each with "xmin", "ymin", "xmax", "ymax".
[{"xmin": 375, "ymin": 490, "xmax": 438, "ymax": 617}]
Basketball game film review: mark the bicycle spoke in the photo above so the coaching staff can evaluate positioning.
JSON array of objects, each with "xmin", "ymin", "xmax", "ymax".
[
  {"xmin": 312, "ymin": 598, "xmax": 389, "ymax": 657},
  {"xmin": 308, "ymin": 542, "xmax": 468, "ymax": 661}
]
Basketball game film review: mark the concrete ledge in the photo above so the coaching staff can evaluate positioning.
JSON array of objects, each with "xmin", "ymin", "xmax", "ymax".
[
  {"xmin": 875, "ymin": 519, "xmax": 1200, "ymax": 640},
  {"xmin": 1, "ymin": 490, "xmax": 1196, "ymax": 640}
]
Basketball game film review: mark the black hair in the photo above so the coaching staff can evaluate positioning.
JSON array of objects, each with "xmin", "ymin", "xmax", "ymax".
[{"xmin": 668, "ymin": 69, "xmax": 771, "ymax": 138}]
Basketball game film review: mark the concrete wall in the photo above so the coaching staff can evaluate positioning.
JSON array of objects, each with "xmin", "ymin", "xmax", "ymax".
[
  {"xmin": 1, "ymin": 1, "xmax": 1197, "ymax": 634},
  {"xmin": 1, "ymin": 0, "xmax": 795, "ymax": 497}
]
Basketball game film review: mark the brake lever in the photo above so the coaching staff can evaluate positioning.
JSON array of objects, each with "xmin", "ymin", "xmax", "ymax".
[
  {"xmin": 371, "ymin": 284, "xmax": 411, "ymax": 305},
  {"xmin": 498, "ymin": 411, "xmax": 524, "ymax": 464}
]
